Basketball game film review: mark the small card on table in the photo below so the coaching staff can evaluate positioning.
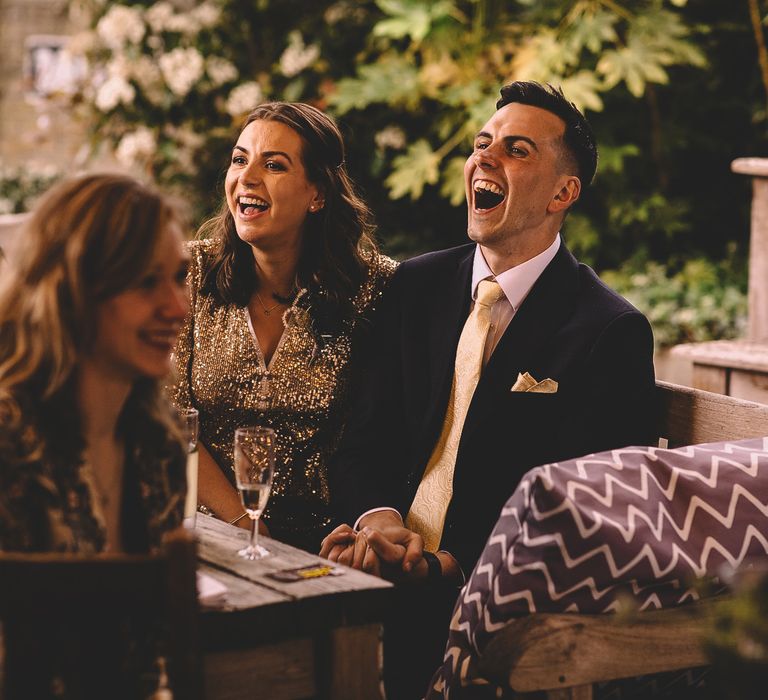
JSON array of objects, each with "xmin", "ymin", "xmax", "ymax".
[{"xmin": 267, "ymin": 563, "xmax": 346, "ymax": 582}]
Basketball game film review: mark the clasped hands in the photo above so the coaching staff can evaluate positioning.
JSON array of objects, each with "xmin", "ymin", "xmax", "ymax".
[{"xmin": 319, "ymin": 512, "xmax": 459, "ymax": 583}]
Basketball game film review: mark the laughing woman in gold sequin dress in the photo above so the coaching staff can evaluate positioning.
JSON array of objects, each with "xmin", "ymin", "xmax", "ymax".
[{"xmin": 169, "ymin": 102, "xmax": 396, "ymax": 552}]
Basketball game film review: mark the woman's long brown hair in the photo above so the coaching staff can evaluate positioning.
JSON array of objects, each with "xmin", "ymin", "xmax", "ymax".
[{"xmin": 199, "ymin": 102, "xmax": 379, "ymax": 325}]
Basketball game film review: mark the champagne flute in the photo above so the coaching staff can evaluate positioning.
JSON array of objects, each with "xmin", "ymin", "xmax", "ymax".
[
  {"xmin": 234, "ymin": 426, "xmax": 275, "ymax": 560},
  {"xmin": 178, "ymin": 407, "xmax": 199, "ymax": 528}
]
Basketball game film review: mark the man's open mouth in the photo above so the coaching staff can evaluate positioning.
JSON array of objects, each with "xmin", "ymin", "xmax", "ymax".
[
  {"xmin": 238, "ymin": 195, "xmax": 269, "ymax": 215},
  {"xmin": 473, "ymin": 180, "xmax": 505, "ymax": 210}
]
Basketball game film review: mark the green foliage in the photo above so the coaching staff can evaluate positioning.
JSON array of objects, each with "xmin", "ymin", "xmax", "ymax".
[
  {"xmin": 385, "ymin": 139, "xmax": 440, "ymax": 200},
  {"xmin": 331, "ymin": 56, "xmax": 421, "ymax": 114},
  {"xmin": 705, "ymin": 570, "xmax": 768, "ymax": 698},
  {"xmin": 324, "ymin": 0, "xmax": 710, "ymax": 215},
  {"xmin": 68, "ymin": 0, "xmax": 712, "ymax": 226},
  {"xmin": 372, "ymin": 0, "xmax": 459, "ymax": 43},
  {"xmin": 602, "ymin": 253, "xmax": 747, "ymax": 348},
  {"xmin": 0, "ymin": 164, "xmax": 61, "ymax": 215},
  {"xmin": 64, "ymin": 0, "xmax": 768, "ymax": 348}
]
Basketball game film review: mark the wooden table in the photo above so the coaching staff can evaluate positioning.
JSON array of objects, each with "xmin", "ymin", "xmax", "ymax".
[{"xmin": 194, "ymin": 514, "xmax": 393, "ymax": 700}]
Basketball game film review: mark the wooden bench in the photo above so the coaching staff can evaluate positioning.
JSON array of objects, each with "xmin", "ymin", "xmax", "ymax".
[{"xmin": 477, "ymin": 380, "xmax": 768, "ymax": 700}]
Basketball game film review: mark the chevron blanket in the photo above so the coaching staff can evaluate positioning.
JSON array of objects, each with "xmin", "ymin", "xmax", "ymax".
[{"xmin": 427, "ymin": 437, "xmax": 768, "ymax": 699}]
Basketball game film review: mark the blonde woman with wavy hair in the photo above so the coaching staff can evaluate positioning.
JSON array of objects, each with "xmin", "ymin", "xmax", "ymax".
[{"xmin": 0, "ymin": 172, "xmax": 190, "ymax": 553}]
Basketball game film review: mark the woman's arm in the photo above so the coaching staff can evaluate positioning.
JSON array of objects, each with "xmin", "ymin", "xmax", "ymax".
[{"xmin": 197, "ymin": 442, "xmax": 268, "ymax": 534}]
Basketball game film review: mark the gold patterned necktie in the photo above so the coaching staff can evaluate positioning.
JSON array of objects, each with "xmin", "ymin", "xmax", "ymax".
[{"xmin": 405, "ymin": 279, "xmax": 504, "ymax": 552}]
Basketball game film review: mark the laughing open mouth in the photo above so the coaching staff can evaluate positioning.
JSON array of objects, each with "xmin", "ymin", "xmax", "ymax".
[
  {"xmin": 473, "ymin": 180, "xmax": 505, "ymax": 210},
  {"xmin": 238, "ymin": 195, "xmax": 269, "ymax": 215}
]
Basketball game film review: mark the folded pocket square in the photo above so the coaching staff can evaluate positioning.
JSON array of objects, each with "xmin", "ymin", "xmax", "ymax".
[{"xmin": 511, "ymin": 371, "xmax": 558, "ymax": 394}]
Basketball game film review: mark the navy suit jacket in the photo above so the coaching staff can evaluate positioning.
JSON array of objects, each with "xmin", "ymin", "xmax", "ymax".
[{"xmin": 330, "ymin": 242, "xmax": 656, "ymax": 573}]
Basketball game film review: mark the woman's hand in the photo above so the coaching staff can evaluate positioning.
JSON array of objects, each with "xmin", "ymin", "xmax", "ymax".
[{"xmin": 196, "ymin": 442, "xmax": 252, "ymax": 530}]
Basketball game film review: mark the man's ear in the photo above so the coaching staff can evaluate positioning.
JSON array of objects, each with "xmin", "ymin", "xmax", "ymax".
[{"xmin": 547, "ymin": 176, "xmax": 581, "ymax": 214}]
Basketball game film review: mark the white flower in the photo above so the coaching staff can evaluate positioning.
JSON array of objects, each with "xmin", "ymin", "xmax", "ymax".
[
  {"xmin": 163, "ymin": 124, "xmax": 205, "ymax": 173},
  {"xmin": 115, "ymin": 127, "xmax": 156, "ymax": 168},
  {"xmin": 67, "ymin": 31, "xmax": 97, "ymax": 56},
  {"xmin": 146, "ymin": 1, "xmax": 210, "ymax": 36},
  {"xmin": 324, "ymin": 2, "xmax": 366, "ymax": 25},
  {"xmin": 375, "ymin": 126, "xmax": 406, "ymax": 150},
  {"xmin": 145, "ymin": 1, "xmax": 174, "ymax": 32},
  {"xmin": 324, "ymin": 4, "xmax": 348, "ymax": 25},
  {"xmin": 106, "ymin": 54, "xmax": 131, "ymax": 80},
  {"xmin": 165, "ymin": 13, "xmax": 199, "ymax": 35},
  {"xmin": 165, "ymin": 123, "xmax": 205, "ymax": 150},
  {"xmin": 96, "ymin": 5, "xmax": 145, "ymax": 50},
  {"xmin": 132, "ymin": 56, "xmax": 166, "ymax": 106},
  {"xmin": 191, "ymin": 2, "xmax": 221, "ymax": 29},
  {"xmin": 279, "ymin": 31, "xmax": 320, "ymax": 78},
  {"xmin": 94, "ymin": 75, "xmax": 135, "ymax": 111},
  {"xmin": 159, "ymin": 47, "xmax": 204, "ymax": 97},
  {"xmin": 206, "ymin": 56, "xmax": 238, "ymax": 87},
  {"xmin": 225, "ymin": 81, "xmax": 263, "ymax": 117},
  {"xmin": 28, "ymin": 163, "xmax": 60, "ymax": 179}
]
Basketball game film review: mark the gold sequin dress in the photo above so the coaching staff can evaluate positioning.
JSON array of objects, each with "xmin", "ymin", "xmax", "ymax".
[{"xmin": 169, "ymin": 239, "xmax": 396, "ymax": 552}]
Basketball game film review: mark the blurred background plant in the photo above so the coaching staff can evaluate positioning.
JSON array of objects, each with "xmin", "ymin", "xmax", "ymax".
[
  {"xmin": 61, "ymin": 0, "xmax": 768, "ymax": 345},
  {"xmin": 0, "ymin": 162, "xmax": 62, "ymax": 215},
  {"xmin": 603, "ymin": 251, "xmax": 748, "ymax": 348},
  {"xmin": 705, "ymin": 566, "xmax": 768, "ymax": 699}
]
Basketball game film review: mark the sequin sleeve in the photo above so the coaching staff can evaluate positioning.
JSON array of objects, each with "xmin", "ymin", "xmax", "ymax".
[{"xmin": 354, "ymin": 253, "xmax": 398, "ymax": 317}]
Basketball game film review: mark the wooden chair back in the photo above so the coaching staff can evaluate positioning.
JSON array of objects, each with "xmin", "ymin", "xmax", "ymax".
[
  {"xmin": 0, "ymin": 529, "xmax": 202, "ymax": 700},
  {"xmin": 477, "ymin": 381, "xmax": 768, "ymax": 700},
  {"xmin": 655, "ymin": 379, "xmax": 768, "ymax": 447}
]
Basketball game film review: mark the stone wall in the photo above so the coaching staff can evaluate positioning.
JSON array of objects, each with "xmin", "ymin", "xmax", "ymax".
[{"xmin": 0, "ymin": 0, "xmax": 86, "ymax": 169}]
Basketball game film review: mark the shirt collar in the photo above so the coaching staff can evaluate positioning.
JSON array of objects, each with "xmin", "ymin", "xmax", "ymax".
[{"xmin": 471, "ymin": 234, "xmax": 561, "ymax": 312}]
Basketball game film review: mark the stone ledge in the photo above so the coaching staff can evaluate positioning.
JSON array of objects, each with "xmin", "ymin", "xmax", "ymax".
[
  {"xmin": 671, "ymin": 340, "xmax": 768, "ymax": 373},
  {"xmin": 732, "ymin": 157, "xmax": 768, "ymax": 177}
]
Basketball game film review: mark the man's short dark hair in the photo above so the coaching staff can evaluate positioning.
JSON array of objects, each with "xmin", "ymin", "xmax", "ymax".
[{"xmin": 496, "ymin": 81, "xmax": 598, "ymax": 186}]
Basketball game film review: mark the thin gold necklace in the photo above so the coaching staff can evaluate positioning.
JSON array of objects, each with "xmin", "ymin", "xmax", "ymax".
[{"xmin": 255, "ymin": 291, "xmax": 283, "ymax": 316}]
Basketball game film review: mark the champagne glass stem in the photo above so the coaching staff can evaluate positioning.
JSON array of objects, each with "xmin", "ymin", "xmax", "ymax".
[{"xmin": 250, "ymin": 516, "xmax": 259, "ymax": 553}]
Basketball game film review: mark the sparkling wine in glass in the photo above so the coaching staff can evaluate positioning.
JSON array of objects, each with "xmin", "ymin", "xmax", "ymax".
[
  {"xmin": 179, "ymin": 407, "xmax": 199, "ymax": 527},
  {"xmin": 234, "ymin": 426, "xmax": 275, "ymax": 560}
]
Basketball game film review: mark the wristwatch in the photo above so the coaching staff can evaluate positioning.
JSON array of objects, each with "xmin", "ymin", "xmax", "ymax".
[{"xmin": 422, "ymin": 551, "xmax": 443, "ymax": 581}]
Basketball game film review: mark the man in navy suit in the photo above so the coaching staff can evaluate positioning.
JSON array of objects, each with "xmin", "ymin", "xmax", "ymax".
[{"xmin": 322, "ymin": 81, "xmax": 656, "ymax": 697}]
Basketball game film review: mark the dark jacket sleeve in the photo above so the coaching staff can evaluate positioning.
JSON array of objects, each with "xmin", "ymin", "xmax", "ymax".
[
  {"xmin": 556, "ymin": 310, "xmax": 657, "ymax": 459},
  {"xmin": 329, "ymin": 268, "xmax": 411, "ymax": 525}
]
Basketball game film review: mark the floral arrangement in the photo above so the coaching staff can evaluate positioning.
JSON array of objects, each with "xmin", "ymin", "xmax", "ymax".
[{"xmin": 67, "ymin": 0, "xmax": 338, "ymax": 218}]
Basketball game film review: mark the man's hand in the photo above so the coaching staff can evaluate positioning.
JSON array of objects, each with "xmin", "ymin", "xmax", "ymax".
[
  {"xmin": 319, "ymin": 510, "xmax": 404, "ymax": 569},
  {"xmin": 321, "ymin": 521, "xmax": 430, "ymax": 581},
  {"xmin": 319, "ymin": 523, "xmax": 365, "ymax": 568},
  {"xmin": 321, "ymin": 518, "xmax": 462, "ymax": 583},
  {"xmin": 360, "ymin": 524, "xmax": 425, "ymax": 577},
  {"xmin": 362, "ymin": 526, "xmax": 463, "ymax": 583}
]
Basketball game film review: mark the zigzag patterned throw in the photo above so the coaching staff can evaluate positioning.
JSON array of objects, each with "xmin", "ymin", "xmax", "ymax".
[{"xmin": 427, "ymin": 437, "xmax": 768, "ymax": 699}]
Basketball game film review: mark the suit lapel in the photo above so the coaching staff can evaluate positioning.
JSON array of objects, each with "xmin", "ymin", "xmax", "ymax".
[
  {"xmin": 418, "ymin": 247, "xmax": 474, "ymax": 463},
  {"xmin": 461, "ymin": 244, "xmax": 579, "ymax": 437}
]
